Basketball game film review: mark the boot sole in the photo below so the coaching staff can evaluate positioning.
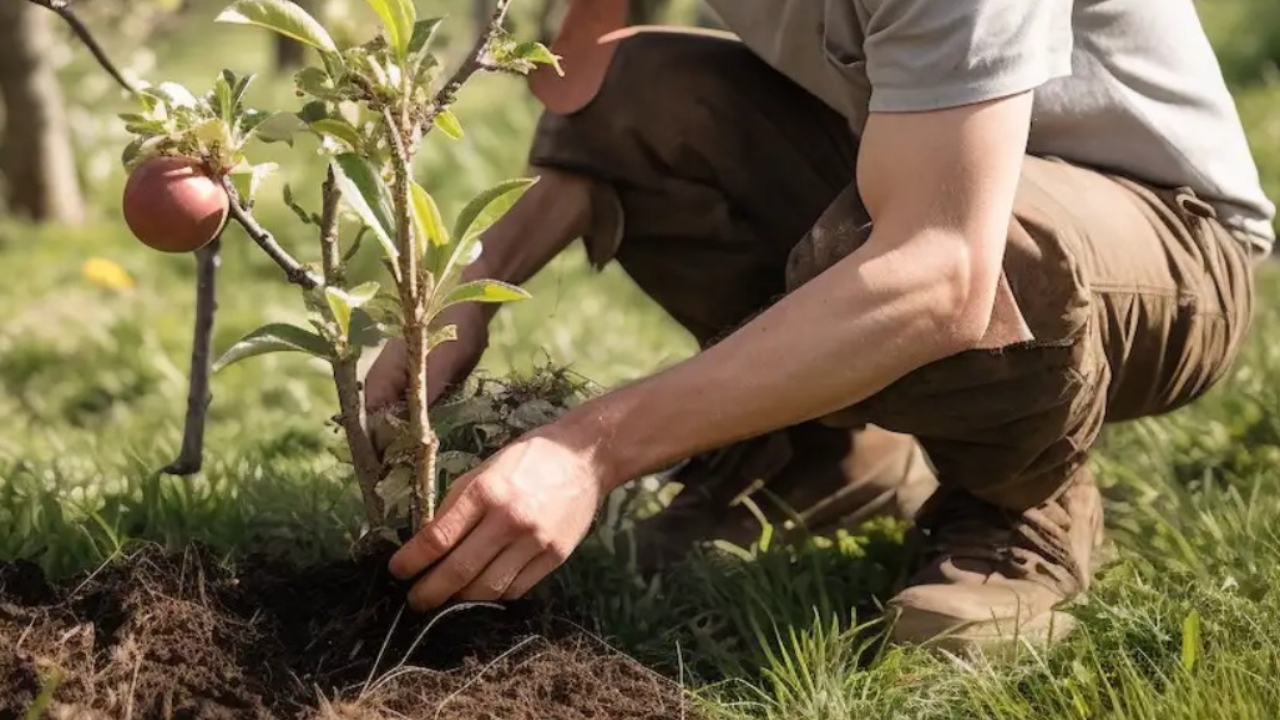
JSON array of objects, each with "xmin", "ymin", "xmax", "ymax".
[{"xmin": 887, "ymin": 600, "xmax": 1083, "ymax": 660}]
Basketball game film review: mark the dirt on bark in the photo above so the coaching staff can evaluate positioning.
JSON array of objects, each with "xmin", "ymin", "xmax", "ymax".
[{"xmin": 0, "ymin": 544, "xmax": 698, "ymax": 720}]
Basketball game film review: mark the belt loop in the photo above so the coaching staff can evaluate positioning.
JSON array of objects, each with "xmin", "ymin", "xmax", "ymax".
[{"xmin": 1174, "ymin": 186, "xmax": 1217, "ymax": 220}]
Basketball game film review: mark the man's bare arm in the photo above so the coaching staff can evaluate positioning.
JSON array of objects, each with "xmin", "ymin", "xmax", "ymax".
[
  {"xmin": 386, "ymin": 92, "xmax": 1037, "ymax": 610},
  {"xmin": 566, "ymin": 92, "xmax": 1034, "ymax": 488}
]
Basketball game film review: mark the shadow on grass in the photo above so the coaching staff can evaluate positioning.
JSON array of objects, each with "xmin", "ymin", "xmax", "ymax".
[{"xmin": 547, "ymin": 517, "xmax": 914, "ymax": 685}]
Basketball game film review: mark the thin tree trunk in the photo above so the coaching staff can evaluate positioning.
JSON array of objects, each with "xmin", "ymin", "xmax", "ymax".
[{"xmin": 0, "ymin": 0, "xmax": 84, "ymax": 225}]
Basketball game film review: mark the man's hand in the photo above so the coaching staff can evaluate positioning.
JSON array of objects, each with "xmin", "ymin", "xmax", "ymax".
[{"xmin": 388, "ymin": 425, "xmax": 608, "ymax": 610}]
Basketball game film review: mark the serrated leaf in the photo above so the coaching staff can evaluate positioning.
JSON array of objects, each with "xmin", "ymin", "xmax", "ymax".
[
  {"xmin": 216, "ymin": 0, "xmax": 338, "ymax": 53},
  {"xmin": 309, "ymin": 118, "xmax": 362, "ymax": 150},
  {"xmin": 410, "ymin": 181, "xmax": 448, "ymax": 261},
  {"xmin": 213, "ymin": 322, "xmax": 333, "ymax": 372},
  {"xmin": 433, "ymin": 109, "xmax": 463, "ymax": 140},
  {"xmin": 330, "ymin": 153, "xmax": 398, "ymax": 266},
  {"xmin": 362, "ymin": 0, "xmax": 416, "ymax": 58}
]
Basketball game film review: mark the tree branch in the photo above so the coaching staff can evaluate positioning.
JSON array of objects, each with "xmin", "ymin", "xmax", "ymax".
[
  {"xmin": 163, "ymin": 238, "xmax": 221, "ymax": 476},
  {"xmin": 319, "ymin": 168, "xmax": 385, "ymax": 528},
  {"xmin": 421, "ymin": 0, "xmax": 513, "ymax": 130},
  {"xmin": 24, "ymin": 0, "xmax": 138, "ymax": 95},
  {"xmin": 220, "ymin": 178, "xmax": 322, "ymax": 290}
]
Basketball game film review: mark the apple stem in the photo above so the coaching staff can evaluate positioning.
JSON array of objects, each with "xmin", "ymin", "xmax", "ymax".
[
  {"xmin": 221, "ymin": 179, "xmax": 322, "ymax": 290},
  {"xmin": 163, "ymin": 237, "xmax": 221, "ymax": 476}
]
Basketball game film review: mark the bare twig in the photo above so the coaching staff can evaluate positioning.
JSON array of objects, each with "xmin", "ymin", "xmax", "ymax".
[
  {"xmin": 24, "ymin": 0, "xmax": 138, "ymax": 94},
  {"xmin": 163, "ymin": 238, "xmax": 221, "ymax": 476},
  {"xmin": 220, "ymin": 178, "xmax": 322, "ymax": 290},
  {"xmin": 319, "ymin": 168, "xmax": 385, "ymax": 527}
]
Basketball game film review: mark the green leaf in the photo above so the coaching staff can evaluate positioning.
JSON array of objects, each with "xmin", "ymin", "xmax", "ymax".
[
  {"xmin": 227, "ymin": 162, "xmax": 278, "ymax": 203},
  {"xmin": 429, "ymin": 323, "xmax": 458, "ymax": 347},
  {"xmin": 325, "ymin": 287, "xmax": 354, "ymax": 337},
  {"xmin": 213, "ymin": 74, "xmax": 234, "ymax": 124},
  {"xmin": 216, "ymin": 0, "xmax": 338, "ymax": 53},
  {"xmin": 407, "ymin": 17, "xmax": 444, "ymax": 56},
  {"xmin": 346, "ymin": 281, "xmax": 381, "ymax": 307},
  {"xmin": 213, "ymin": 323, "xmax": 333, "ymax": 372},
  {"xmin": 250, "ymin": 111, "xmax": 307, "ymax": 144},
  {"xmin": 349, "ymin": 308, "xmax": 386, "ymax": 348},
  {"xmin": 362, "ymin": 0, "xmax": 416, "ymax": 59},
  {"xmin": 435, "ymin": 178, "xmax": 536, "ymax": 283},
  {"xmin": 513, "ymin": 41, "xmax": 563, "ymax": 75},
  {"xmin": 434, "ymin": 280, "xmax": 530, "ymax": 319},
  {"xmin": 1181, "ymin": 610, "xmax": 1202, "ymax": 672},
  {"xmin": 410, "ymin": 181, "xmax": 448, "ymax": 260},
  {"xmin": 282, "ymin": 183, "xmax": 315, "ymax": 226},
  {"xmin": 452, "ymin": 178, "xmax": 537, "ymax": 244},
  {"xmin": 295, "ymin": 66, "xmax": 340, "ymax": 99},
  {"xmin": 297, "ymin": 100, "xmax": 329, "ymax": 124},
  {"xmin": 432, "ymin": 108, "xmax": 464, "ymax": 140},
  {"xmin": 330, "ymin": 153, "xmax": 398, "ymax": 265},
  {"xmin": 230, "ymin": 72, "xmax": 257, "ymax": 108},
  {"xmin": 309, "ymin": 118, "xmax": 362, "ymax": 150}
]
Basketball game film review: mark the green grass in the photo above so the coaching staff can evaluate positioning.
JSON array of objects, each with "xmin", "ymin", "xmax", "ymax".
[{"xmin": 5, "ymin": 0, "xmax": 1280, "ymax": 717}]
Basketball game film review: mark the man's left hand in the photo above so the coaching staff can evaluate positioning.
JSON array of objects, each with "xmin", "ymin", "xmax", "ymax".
[{"xmin": 389, "ymin": 428, "xmax": 607, "ymax": 610}]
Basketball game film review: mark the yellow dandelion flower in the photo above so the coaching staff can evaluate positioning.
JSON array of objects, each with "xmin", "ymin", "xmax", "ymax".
[{"xmin": 81, "ymin": 257, "xmax": 136, "ymax": 292}]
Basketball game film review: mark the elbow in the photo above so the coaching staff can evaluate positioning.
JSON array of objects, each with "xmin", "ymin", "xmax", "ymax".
[{"xmin": 923, "ymin": 239, "xmax": 1001, "ymax": 355}]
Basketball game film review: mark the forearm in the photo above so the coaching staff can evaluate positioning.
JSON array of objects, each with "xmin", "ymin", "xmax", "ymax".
[{"xmin": 557, "ymin": 226, "xmax": 998, "ymax": 489}]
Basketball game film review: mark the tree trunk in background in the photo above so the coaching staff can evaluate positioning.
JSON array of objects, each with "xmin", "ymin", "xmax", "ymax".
[
  {"xmin": 274, "ymin": 0, "xmax": 315, "ymax": 70},
  {"xmin": 0, "ymin": 0, "xmax": 84, "ymax": 225}
]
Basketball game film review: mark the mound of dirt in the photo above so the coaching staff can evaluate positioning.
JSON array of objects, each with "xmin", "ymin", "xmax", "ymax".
[{"xmin": 0, "ymin": 545, "xmax": 697, "ymax": 720}]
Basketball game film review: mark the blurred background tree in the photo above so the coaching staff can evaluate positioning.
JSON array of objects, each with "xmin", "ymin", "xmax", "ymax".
[{"xmin": 0, "ymin": 0, "xmax": 84, "ymax": 225}]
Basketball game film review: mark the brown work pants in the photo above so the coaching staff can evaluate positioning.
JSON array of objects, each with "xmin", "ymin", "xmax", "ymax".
[{"xmin": 528, "ymin": 30, "xmax": 1259, "ymax": 515}]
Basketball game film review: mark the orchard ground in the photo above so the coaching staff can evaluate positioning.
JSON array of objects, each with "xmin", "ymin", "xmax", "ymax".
[{"xmin": 3, "ymin": 1, "xmax": 1280, "ymax": 718}]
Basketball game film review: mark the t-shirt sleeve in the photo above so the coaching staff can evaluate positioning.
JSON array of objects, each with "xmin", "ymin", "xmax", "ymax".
[{"xmin": 853, "ymin": 0, "xmax": 1074, "ymax": 113}]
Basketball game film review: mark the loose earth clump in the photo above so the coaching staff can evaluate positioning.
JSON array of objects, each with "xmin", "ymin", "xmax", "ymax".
[{"xmin": 0, "ymin": 544, "xmax": 696, "ymax": 720}]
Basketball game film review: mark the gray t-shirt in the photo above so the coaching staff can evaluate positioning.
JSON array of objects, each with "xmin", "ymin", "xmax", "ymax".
[{"xmin": 705, "ymin": 0, "xmax": 1276, "ymax": 252}]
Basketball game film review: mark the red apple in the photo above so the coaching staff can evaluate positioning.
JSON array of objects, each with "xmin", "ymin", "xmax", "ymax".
[{"xmin": 122, "ymin": 156, "xmax": 229, "ymax": 253}]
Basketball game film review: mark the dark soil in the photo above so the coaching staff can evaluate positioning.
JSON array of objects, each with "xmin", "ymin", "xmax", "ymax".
[{"xmin": 0, "ymin": 545, "xmax": 699, "ymax": 720}]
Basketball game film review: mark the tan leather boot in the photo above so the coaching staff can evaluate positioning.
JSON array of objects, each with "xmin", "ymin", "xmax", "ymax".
[
  {"xmin": 885, "ymin": 470, "xmax": 1105, "ymax": 656},
  {"xmin": 630, "ymin": 424, "xmax": 938, "ymax": 572}
]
